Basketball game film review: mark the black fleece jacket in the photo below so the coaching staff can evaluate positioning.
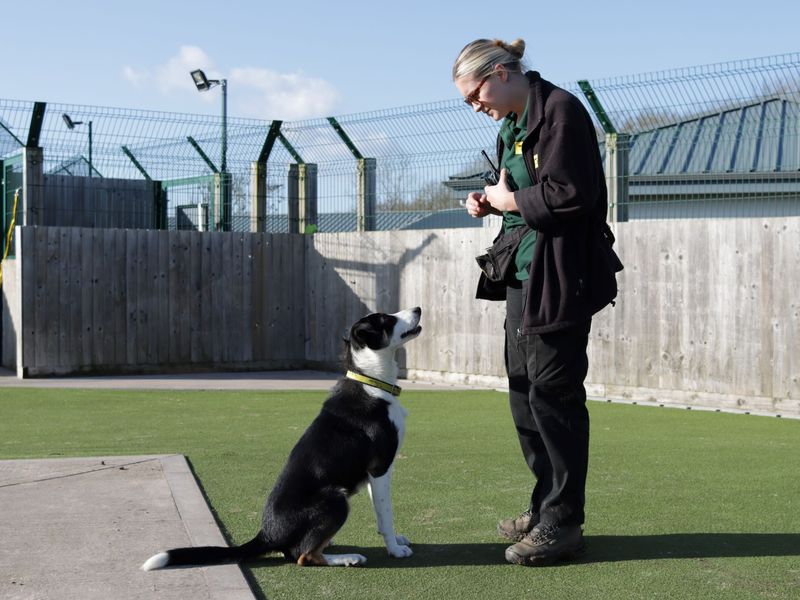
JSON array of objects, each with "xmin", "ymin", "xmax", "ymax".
[{"xmin": 477, "ymin": 71, "xmax": 623, "ymax": 334}]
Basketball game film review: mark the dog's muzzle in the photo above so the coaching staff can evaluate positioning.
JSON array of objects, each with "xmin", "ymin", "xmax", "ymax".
[{"xmin": 401, "ymin": 325, "xmax": 422, "ymax": 339}]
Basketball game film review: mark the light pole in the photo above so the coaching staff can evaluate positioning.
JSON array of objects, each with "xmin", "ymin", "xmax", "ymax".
[
  {"xmin": 62, "ymin": 113, "xmax": 93, "ymax": 178},
  {"xmin": 190, "ymin": 69, "xmax": 229, "ymax": 230}
]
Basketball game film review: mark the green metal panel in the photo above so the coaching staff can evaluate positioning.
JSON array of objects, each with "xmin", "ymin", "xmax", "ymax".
[
  {"xmin": 578, "ymin": 80, "xmax": 616, "ymax": 134},
  {"xmin": 160, "ymin": 174, "xmax": 215, "ymax": 232},
  {"xmin": 160, "ymin": 175, "xmax": 216, "ymax": 188}
]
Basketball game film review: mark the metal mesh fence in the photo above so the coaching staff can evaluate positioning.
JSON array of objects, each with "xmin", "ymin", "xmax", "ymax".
[
  {"xmin": 573, "ymin": 53, "xmax": 800, "ymax": 219},
  {"xmin": 2, "ymin": 51, "xmax": 799, "ymax": 242}
]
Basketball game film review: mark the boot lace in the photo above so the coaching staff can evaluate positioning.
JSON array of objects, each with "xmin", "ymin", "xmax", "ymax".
[{"xmin": 528, "ymin": 523, "xmax": 558, "ymax": 545}]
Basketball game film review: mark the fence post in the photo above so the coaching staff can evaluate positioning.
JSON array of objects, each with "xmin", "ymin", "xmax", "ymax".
[
  {"xmin": 357, "ymin": 158, "xmax": 376, "ymax": 231},
  {"xmin": 299, "ymin": 163, "xmax": 318, "ymax": 233},
  {"xmin": 577, "ymin": 79, "xmax": 628, "ymax": 224},
  {"xmin": 212, "ymin": 173, "xmax": 233, "ymax": 231},
  {"xmin": 22, "ymin": 147, "xmax": 44, "ymax": 226},
  {"xmin": 604, "ymin": 133, "xmax": 630, "ymax": 223},
  {"xmin": 250, "ymin": 161, "xmax": 267, "ymax": 232},
  {"xmin": 251, "ymin": 120, "xmax": 285, "ymax": 233},
  {"xmin": 288, "ymin": 163, "xmax": 318, "ymax": 234},
  {"xmin": 222, "ymin": 172, "xmax": 232, "ymax": 231},
  {"xmin": 153, "ymin": 182, "xmax": 168, "ymax": 230}
]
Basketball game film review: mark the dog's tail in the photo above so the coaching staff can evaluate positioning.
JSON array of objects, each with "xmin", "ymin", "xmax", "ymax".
[{"xmin": 141, "ymin": 534, "xmax": 270, "ymax": 571}]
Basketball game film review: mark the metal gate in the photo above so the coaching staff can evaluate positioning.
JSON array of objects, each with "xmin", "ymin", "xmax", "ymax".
[{"xmin": 162, "ymin": 174, "xmax": 217, "ymax": 231}]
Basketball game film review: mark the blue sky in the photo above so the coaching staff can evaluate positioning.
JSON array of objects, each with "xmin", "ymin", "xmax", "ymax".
[{"xmin": 4, "ymin": 0, "xmax": 798, "ymax": 121}]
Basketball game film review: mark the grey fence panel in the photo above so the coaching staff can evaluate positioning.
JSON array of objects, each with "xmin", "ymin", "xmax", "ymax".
[
  {"xmin": 35, "ymin": 175, "xmax": 157, "ymax": 229},
  {"xmin": 12, "ymin": 227, "xmax": 306, "ymax": 375}
]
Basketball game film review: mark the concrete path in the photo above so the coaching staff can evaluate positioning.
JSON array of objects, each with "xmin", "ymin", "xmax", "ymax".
[{"xmin": 0, "ymin": 367, "xmax": 481, "ymax": 391}]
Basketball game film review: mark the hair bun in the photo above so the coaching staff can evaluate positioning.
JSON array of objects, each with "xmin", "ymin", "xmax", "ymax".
[
  {"xmin": 507, "ymin": 38, "xmax": 526, "ymax": 59},
  {"xmin": 493, "ymin": 38, "xmax": 525, "ymax": 60}
]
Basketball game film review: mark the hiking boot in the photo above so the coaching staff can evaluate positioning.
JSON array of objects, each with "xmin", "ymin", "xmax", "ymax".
[
  {"xmin": 504, "ymin": 523, "xmax": 585, "ymax": 566},
  {"xmin": 497, "ymin": 509, "xmax": 538, "ymax": 541}
]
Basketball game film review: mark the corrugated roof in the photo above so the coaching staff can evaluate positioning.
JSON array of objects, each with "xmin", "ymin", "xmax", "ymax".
[{"xmin": 622, "ymin": 97, "xmax": 800, "ymax": 175}]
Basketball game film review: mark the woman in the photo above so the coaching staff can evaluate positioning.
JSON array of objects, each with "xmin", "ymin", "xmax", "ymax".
[{"xmin": 453, "ymin": 38, "xmax": 622, "ymax": 566}]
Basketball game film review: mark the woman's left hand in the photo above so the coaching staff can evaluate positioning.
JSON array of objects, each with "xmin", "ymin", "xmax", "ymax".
[{"xmin": 484, "ymin": 169, "xmax": 518, "ymax": 212}]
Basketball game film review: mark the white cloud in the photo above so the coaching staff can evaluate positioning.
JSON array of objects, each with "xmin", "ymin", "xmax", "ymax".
[
  {"xmin": 231, "ymin": 66, "xmax": 339, "ymax": 120},
  {"xmin": 122, "ymin": 47, "xmax": 339, "ymax": 119},
  {"xmin": 155, "ymin": 46, "xmax": 216, "ymax": 96},
  {"xmin": 122, "ymin": 66, "xmax": 149, "ymax": 87}
]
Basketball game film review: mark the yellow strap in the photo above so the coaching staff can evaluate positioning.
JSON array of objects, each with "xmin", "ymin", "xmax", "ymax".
[
  {"xmin": 0, "ymin": 188, "xmax": 20, "ymax": 288},
  {"xmin": 345, "ymin": 370, "xmax": 402, "ymax": 396}
]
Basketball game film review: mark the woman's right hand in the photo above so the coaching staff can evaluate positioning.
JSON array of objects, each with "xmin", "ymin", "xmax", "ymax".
[{"xmin": 464, "ymin": 192, "xmax": 498, "ymax": 218}]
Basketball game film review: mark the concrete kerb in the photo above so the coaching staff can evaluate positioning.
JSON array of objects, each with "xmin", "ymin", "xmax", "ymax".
[{"xmin": 0, "ymin": 367, "xmax": 482, "ymax": 391}]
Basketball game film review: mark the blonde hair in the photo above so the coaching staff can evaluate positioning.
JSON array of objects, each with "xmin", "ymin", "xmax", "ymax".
[{"xmin": 452, "ymin": 38, "xmax": 527, "ymax": 81}]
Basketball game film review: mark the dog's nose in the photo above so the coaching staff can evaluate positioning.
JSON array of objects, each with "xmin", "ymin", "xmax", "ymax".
[{"xmin": 412, "ymin": 307, "xmax": 421, "ymax": 315}]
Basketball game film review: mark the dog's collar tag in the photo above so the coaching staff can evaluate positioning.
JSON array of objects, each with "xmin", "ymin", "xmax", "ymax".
[{"xmin": 345, "ymin": 370, "xmax": 402, "ymax": 396}]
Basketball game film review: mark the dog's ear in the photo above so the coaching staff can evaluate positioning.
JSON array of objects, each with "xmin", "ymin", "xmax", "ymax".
[
  {"xmin": 349, "ymin": 317, "xmax": 385, "ymax": 350},
  {"xmin": 350, "ymin": 313, "xmax": 399, "ymax": 350}
]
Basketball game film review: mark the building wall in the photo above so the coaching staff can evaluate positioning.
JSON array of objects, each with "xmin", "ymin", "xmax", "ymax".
[{"xmin": 34, "ymin": 175, "xmax": 159, "ymax": 229}]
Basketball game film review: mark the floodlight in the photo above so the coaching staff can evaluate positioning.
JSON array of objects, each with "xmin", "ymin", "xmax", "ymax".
[
  {"xmin": 62, "ymin": 113, "xmax": 93, "ymax": 177},
  {"xmin": 190, "ymin": 68, "xmax": 229, "ymax": 230},
  {"xmin": 62, "ymin": 113, "xmax": 82, "ymax": 130},
  {"xmin": 190, "ymin": 69, "xmax": 219, "ymax": 92}
]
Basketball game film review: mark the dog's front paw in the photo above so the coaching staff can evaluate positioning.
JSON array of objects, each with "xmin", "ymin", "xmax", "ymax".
[
  {"xmin": 395, "ymin": 535, "xmax": 411, "ymax": 546},
  {"xmin": 387, "ymin": 543, "xmax": 413, "ymax": 558}
]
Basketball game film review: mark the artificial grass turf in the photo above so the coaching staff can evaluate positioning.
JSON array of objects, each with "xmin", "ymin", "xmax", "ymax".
[{"xmin": 1, "ymin": 387, "xmax": 798, "ymax": 599}]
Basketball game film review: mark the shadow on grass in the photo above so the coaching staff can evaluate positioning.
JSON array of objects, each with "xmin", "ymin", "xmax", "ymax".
[
  {"xmin": 248, "ymin": 533, "xmax": 800, "ymax": 570},
  {"xmin": 581, "ymin": 533, "xmax": 800, "ymax": 564}
]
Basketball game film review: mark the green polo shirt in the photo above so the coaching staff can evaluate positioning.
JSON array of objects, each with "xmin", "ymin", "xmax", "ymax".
[{"xmin": 499, "ymin": 105, "xmax": 537, "ymax": 281}]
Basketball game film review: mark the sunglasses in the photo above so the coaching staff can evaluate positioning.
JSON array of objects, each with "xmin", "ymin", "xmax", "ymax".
[{"xmin": 463, "ymin": 74, "xmax": 491, "ymax": 106}]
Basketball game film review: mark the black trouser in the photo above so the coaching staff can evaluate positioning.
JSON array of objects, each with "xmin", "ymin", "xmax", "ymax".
[{"xmin": 504, "ymin": 283, "xmax": 591, "ymax": 527}]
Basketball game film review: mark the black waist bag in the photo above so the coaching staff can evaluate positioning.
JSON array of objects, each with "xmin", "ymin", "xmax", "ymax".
[{"xmin": 475, "ymin": 225, "xmax": 531, "ymax": 282}]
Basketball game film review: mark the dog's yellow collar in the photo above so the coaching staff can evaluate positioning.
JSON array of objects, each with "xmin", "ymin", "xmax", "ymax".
[{"xmin": 345, "ymin": 371, "xmax": 402, "ymax": 396}]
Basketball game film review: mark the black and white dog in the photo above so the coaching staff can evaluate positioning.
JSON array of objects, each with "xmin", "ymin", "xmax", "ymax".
[{"xmin": 142, "ymin": 307, "xmax": 422, "ymax": 569}]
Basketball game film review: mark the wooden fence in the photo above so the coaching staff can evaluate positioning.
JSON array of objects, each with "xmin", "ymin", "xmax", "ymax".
[
  {"xmin": 4, "ymin": 228, "xmax": 306, "ymax": 375},
  {"xmin": 2, "ymin": 219, "xmax": 798, "ymax": 415}
]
